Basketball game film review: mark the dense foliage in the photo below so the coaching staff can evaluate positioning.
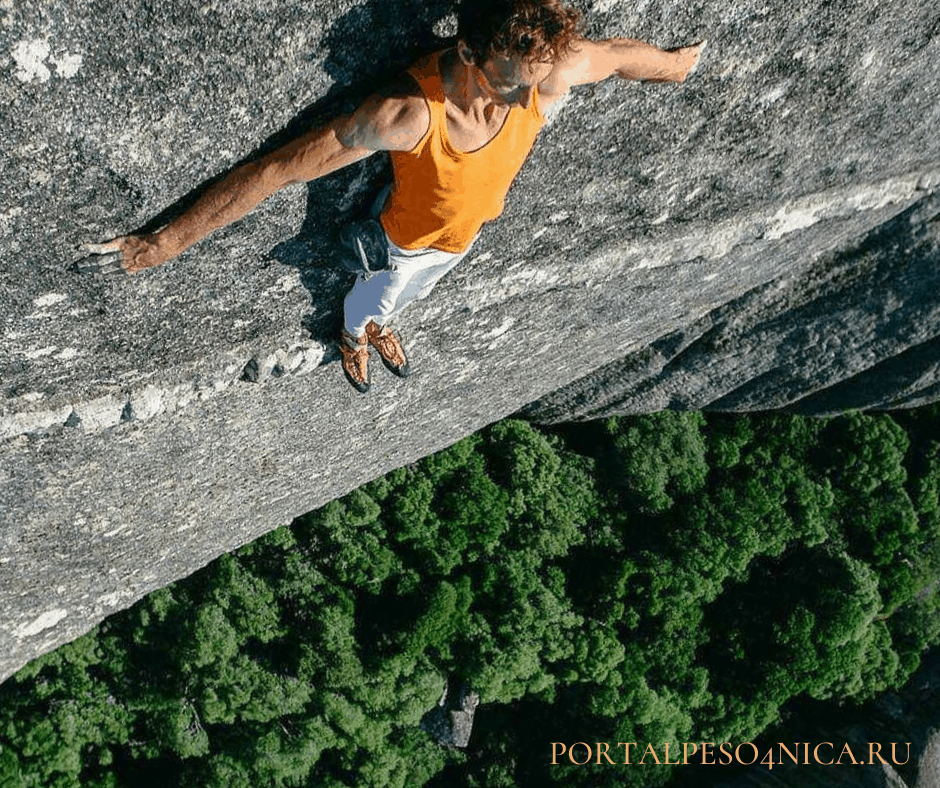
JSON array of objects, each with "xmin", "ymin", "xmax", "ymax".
[{"xmin": 2, "ymin": 409, "xmax": 939, "ymax": 788}]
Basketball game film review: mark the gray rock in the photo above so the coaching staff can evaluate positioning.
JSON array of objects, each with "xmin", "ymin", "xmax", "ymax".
[
  {"xmin": 915, "ymin": 730, "xmax": 940, "ymax": 788},
  {"xmin": 1, "ymin": 0, "xmax": 940, "ymax": 680},
  {"xmin": 523, "ymin": 192, "xmax": 940, "ymax": 422},
  {"xmin": 420, "ymin": 682, "xmax": 480, "ymax": 749}
]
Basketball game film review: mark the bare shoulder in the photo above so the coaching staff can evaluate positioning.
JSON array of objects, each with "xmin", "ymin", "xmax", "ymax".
[
  {"xmin": 339, "ymin": 72, "xmax": 429, "ymax": 152},
  {"xmin": 539, "ymin": 39, "xmax": 613, "ymax": 106}
]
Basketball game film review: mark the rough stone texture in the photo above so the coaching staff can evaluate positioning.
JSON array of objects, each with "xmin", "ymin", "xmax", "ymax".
[
  {"xmin": 523, "ymin": 192, "xmax": 940, "ymax": 422},
  {"xmin": 915, "ymin": 731, "xmax": 940, "ymax": 788},
  {"xmin": 420, "ymin": 682, "xmax": 480, "ymax": 748},
  {"xmin": 1, "ymin": 0, "xmax": 939, "ymax": 679}
]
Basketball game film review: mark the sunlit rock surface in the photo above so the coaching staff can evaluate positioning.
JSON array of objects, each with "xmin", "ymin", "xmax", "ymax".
[
  {"xmin": 523, "ymin": 192, "xmax": 940, "ymax": 422},
  {"xmin": 2, "ymin": 0, "xmax": 940, "ymax": 679}
]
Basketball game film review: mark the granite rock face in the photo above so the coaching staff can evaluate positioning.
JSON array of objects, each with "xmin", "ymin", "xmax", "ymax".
[
  {"xmin": 523, "ymin": 192, "xmax": 940, "ymax": 422},
  {"xmin": 420, "ymin": 682, "xmax": 480, "ymax": 749},
  {"xmin": 2, "ymin": 0, "xmax": 940, "ymax": 680}
]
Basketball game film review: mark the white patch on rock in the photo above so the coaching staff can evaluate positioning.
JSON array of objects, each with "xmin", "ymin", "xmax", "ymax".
[
  {"xmin": 596, "ymin": 0, "xmax": 624, "ymax": 11},
  {"xmin": 0, "ymin": 405, "xmax": 72, "ymax": 440},
  {"xmin": 764, "ymin": 176, "xmax": 922, "ymax": 241},
  {"xmin": 549, "ymin": 211, "xmax": 570, "ymax": 223},
  {"xmin": 73, "ymin": 395, "xmax": 128, "ymax": 431},
  {"xmin": 33, "ymin": 292, "xmax": 66, "ymax": 308},
  {"xmin": 54, "ymin": 348, "xmax": 79, "ymax": 360},
  {"xmin": 22, "ymin": 392, "xmax": 45, "ymax": 403},
  {"xmin": 245, "ymin": 341, "xmax": 325, "ymax": 382},
  {"xmin": 760, "ymin": 82, "xmax": 790, "ymax": 105},
  {"xmin": 112, "ymin": 129, "xmax": 152, "ymax": 166},
  {"xmin": 16, "ymin": 608, "xmax": 68, "ymax": 638},
  {"xmin": 580, "ymin": 180, "xmax": 606, "ymax": 203},
  {"xmin": 432, "ymin": 12, "xmax": 457, "ymax": 38},
  {"xmin": 50, "ymin": 52, "xmax": 83, "ymax": 78},
  {"xmin": 97, "ymin": 590, "xmax": 133, "ymax": 609},
  {"xmin": 533, "ymin": 227, "xmax": 547, "ymax": 239},
  {"xmin": 918, "ymin": 172, "xmax": 940, "ymax": 191},
  {"xmin": 617, "ymin": 170, "xmax": 931, "ymax": 279},
  {"xmin": 481, "ymin": 317, "xmax": 515, "ymax": 341},
  {"xmin": 856, "ymin": 49, "xmax": 886, "ymax": 85},
  {"xmin": 0, "ymin": 206, "xmax": 24, "ymax": 235},
  {"xmin": 285, "ymin": 341, "xmax": 324, "ymax": 374},
  {"xmin": 11, "ymin": 39, "xmax": 51, "ymax": 83},
  {"xmin": 24, "ymin": 346, "xmax": 57, "ymax": 359},
  {"xmin": 128, "ymin": 386, "xmax": 165, "ymax": 421}
]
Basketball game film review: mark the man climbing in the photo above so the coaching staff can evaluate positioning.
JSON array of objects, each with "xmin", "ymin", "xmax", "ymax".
[{"xmin": 77, "ymin": 0, "xmax": 704, "ymax": 393}]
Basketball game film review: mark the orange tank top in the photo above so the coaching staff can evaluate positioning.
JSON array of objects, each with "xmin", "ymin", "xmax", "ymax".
[{"xmin": 380, "ymin": 50, "xmax": 545, "ymax": 253}]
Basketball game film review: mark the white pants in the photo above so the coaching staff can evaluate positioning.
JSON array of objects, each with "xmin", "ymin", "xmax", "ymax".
[{"xmin": 343, "ymin": 230, "xmax": 475, "ymax": 337}]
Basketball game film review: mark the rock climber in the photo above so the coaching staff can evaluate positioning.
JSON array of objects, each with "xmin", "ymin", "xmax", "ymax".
[{"xmin": 76, "ymin": 0, "xmax": 704, "ymax": 393}]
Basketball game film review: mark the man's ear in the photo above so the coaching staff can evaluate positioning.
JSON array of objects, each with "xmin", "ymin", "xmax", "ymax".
[{"xmin": 456, "ymin": 39, "xmax": 477, "ymax": 66}]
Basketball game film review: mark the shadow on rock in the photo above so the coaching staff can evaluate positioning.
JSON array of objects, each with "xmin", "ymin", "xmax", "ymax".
[{"xmin": 134, "ymin": 0, "xmax": 459, "ymax": 350}]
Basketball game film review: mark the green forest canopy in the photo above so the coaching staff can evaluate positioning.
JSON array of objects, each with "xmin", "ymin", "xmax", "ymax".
[{"xmin": 2, "ymin": 408, "xmax": 940, "ymax": 788}]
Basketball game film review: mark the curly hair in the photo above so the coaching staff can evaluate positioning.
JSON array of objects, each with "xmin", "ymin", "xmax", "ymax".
[{"xmin": 456, "ymin": 0, "xmax": 583, "ymax": 65}]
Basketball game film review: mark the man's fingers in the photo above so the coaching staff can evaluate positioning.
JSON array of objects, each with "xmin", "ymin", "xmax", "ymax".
[
  {"xmin": 79, "ymin": 240, "xmax": 122, "ymax": 255},
  {"xmin": 687, "ymin": 39, "xmax": 707, "ymax": 76},
  {"xmin": 73, "ymin": 259, "xmax": 125, "ymax": 275},
  {"xmin": 73, "ymin": 251, "xmax": 127, "ymax": 275},
  {"xmin": 73, "ymin": 237, "xmax": 129, "ymax": 275}
]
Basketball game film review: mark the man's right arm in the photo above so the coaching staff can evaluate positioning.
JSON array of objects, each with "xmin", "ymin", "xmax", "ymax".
[{"xmin": 78, "ymin": 87, "xmax": 428, "ymax": 274}]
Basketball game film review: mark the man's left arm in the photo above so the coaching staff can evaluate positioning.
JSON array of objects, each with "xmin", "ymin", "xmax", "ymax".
[{"xmin": 540, "ymin": 38, "xmax": 705, "ymax": 106}]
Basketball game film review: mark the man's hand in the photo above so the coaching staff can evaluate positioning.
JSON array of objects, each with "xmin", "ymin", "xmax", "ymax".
[
  {"xmin": 74, "ymin": 235, "xmax": 166, "ymax": 276},
  {"xmin": 669, "ymin": 40, "xmax": 707, "ymax": 83}
]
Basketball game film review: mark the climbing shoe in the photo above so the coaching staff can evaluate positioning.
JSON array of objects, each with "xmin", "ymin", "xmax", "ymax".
[
  {"xmin": 365, "ymin": 320, "xmax": 410, "ymax": 378},
  {"xmin": 339, "ymin": 331, "xmax": 371, "ymax": 393}
]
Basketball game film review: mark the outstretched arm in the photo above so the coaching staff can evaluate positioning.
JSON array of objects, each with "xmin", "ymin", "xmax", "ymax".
[
  {"xmin": 78, "ymin": 118, "xmax": 374, "ymax": 274},
  {"xmin": 539, "ymin": 38, "xmax": 706, "ymax": 108},
  {"xmin": 77, "ymin": 87, "xmax": 428, "ymax": 275}
]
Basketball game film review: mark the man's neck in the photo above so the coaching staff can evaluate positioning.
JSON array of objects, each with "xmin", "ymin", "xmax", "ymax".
[{"xmin": 440, "ymin": 48, "xmax": 503, "ymax": 120}]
